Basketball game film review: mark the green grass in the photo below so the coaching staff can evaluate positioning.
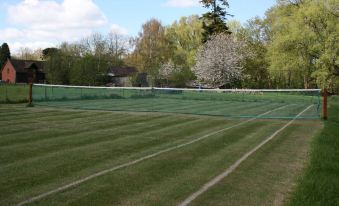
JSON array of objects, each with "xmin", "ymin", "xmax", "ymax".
[
  {"xmin": 0, "ymin": 83, "xmax": 29, "ymax": 103},
  {"xmin": 0, "ymin": 104, "xmax": 322, "ymax": 205},
  {"xmin": 288, "ymin": 96, "xmax": 339, "ymax": 206}
]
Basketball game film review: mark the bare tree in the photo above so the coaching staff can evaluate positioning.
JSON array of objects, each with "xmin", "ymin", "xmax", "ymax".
[
  {"xmin": 15, "ymin": 47, "xmax": 43, "ymax": 60},
  {"xmin": 193, "ymin": 33, "xmax": 245, "ymax": 88},
  {"xmin": 106, "ymin": 32, "xmax": 129, "ymax": 60}
]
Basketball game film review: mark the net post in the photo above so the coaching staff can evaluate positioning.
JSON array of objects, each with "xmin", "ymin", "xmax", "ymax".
[
  {"xmin": 27, "ymin": 83, "xmax": 34, "ymax": 107},
  {"xmin": 323, "ymin": 88, "xmax": 327, "ymax": 120}
]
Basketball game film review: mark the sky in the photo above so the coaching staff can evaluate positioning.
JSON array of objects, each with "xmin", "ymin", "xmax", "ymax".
[{"xmin": 0, "ymin": 0, "xmax": 276, "ymax": 54}]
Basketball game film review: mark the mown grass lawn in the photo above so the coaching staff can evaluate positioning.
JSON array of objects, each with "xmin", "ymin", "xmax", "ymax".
[
  {"xmin": 288, "ymin": 96, "xmax": 339, "ymax": 206},
  {"xmin": 0, "ymin": 104, "xmax": 322, "ymax": 205}
]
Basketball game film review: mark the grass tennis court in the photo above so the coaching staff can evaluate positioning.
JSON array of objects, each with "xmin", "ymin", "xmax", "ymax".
[{"xmin": 0, "ymin": 103, "xmax": 322, "ymax": 205}]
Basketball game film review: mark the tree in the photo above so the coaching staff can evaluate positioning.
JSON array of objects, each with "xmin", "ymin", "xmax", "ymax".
[
  {"xmin": 200, "ymin": 0, "xmax": 231, "ymax": 42},
  {"xmin": 132, "ymin": 19, "xmax": 170, "ymax": 85},
  {"xmin": 42, "ymin": 48, "xmax": 59, "ymax": 59},
  {"xmin": 266, "ymin": 0, "xmax": 338, "ymax": 89},
  {"xmin": 15, "ymin": 47, "xmax": 42, "ymax": 60},
  {"xmin": 193, "ymin": 33, "xmax": 245, "ymax": 88},
  {"xmin": 159, "ymin": 61, "xmax": 176, "ymax": 86},
  {"xmin": 164, "ymin": 15, "xmax": 203, "ymax": 87},
  {"xmin": 0, "ymin": 43, "xmax": 11, "ymax": 71},
  {"xmin": 230, "ymin": 18, "xmax": 270, "ymax": 88},
  {"xmin": 165, "ymin": 15, "xmax": 203, "ymax": 69},
  {"xmin": 69, "ymin": 54, "xmax": 105, "ymax": 86},
  {"xmin": 106, "ymin": 32, "xmax": 129, "ymax": 66},
  {"xmin": 44, "ymin": 50, "xmax": 70, "ymax": 84}
]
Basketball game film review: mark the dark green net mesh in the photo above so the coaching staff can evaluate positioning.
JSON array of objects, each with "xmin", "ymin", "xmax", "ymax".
[{"xmin": 32, "ymin": 84, "xmax": 321, "ymax": 119}]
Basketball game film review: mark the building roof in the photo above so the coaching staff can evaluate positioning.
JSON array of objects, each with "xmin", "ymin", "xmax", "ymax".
[
  {"xmin": 8, "ymin": 59, "xmax": 44, "ymax": 73},
  {"xmin": 334, "ymin": 67, "xmax": 339, "ymax": 76},
  {"xmin": 107, "ymin": 67, "xmax": 137, "ymax": 77}
]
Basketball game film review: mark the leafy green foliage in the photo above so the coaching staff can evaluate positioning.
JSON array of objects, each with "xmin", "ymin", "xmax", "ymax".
[
  {"xmin": 165, "ymin": 15, "xmax": 203, "ymax": 69},
  {"xmin": 230, "ymin": 18, "xmax": 270, "ymax": 88},
  {"xmin": 266, "ymin": 0, "xmax": 338, "ymax": 89},
  {"xmin": 44, "ymin": 51, "xmax": 70, "ymax": 85},
  {"xmin": 163, "ymin": 15, "xmax": 203, "ymax": 87},
  {"xmin": 69, "ymin": 54, "xmax": 107, "ymax": 86},
  {"xmin": 132, "ymin": 19, "xmax": 170, "ymax": 85}
]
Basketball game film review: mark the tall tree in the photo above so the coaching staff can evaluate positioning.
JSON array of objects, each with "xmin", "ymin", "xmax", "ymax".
[
  {"xmin": 165, "ymin": 15, "xmax": 203, "ymax": 69},
  {"xmin": 164, "ymin": 15, "xmax": 203, "ymax": 87},
  {"xmin": 229, "ymin": 18, "xmax": 270, "ymax": 88},
  {"xmin": 106, "ymin": 32, "xmax": 129, "ymax": 66},
  {"xmin": 200, "ymin": 0, "xmax": 231, "ymax": 42},
  {"xmin": 0, "ymin": 43, "xmax": 11, "ymax": 71},
  {"xmin": 132, "ymin": 19, "xmax": 169, "ymax": 85}
]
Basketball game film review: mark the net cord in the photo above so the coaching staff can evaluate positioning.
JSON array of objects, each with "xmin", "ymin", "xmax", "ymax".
[{"xmin": 33, "ymin": 84, "xmax": 321, "ymax": 92}]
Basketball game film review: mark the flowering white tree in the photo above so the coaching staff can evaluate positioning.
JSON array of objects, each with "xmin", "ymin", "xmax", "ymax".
[
  {"xmin": 193, "ymin": 33, "xmax": 245, "ymax": 88},
  {"xmin": 159, "ymin": 61, "xmax": 176, "ymax": 79}
]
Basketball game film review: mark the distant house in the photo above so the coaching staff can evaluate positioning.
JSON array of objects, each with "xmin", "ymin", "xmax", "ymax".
[
  {"xmin": 107, "ymin": 67, "xmax": 138, "ymax": 87},
  {"xmin": 1, "ymin": 59, "xmax": 45, "ymax": 83},
  {"xmin": 334, "ymin": 66, "xmax": 339, "ymax": 76}
]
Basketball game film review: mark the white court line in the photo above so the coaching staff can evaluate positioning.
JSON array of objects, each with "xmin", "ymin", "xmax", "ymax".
[
  {"xmin": 178, "ymin": 105, "xmax": 314, "ymax": 206},
  {"xmin": 16, "ymin": 105, "xmax": 289, "ymax": 206}
]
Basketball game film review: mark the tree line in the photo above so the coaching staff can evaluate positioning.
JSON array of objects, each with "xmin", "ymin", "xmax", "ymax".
[{"xmin": 1, "ymin": 0, "xmax": 337, "ymax": 90}]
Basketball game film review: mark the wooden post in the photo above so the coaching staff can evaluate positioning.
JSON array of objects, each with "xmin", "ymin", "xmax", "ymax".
[
  {"xmin": 5, "ymin": 83, "xmax": 8, "ymax": 103},
  {"xmin": 323, "ymin": 88, "xmax": 327, "ymax": 120},
  {"xmin": 27, "ymin": 83, "xmax": 33, "ymax": 107}
]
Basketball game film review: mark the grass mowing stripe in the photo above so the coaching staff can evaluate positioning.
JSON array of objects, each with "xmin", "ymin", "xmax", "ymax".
[
  {"xmin": 0, "ymin": 113, "xmax": 170, "ymax": 150},
  {"xmin": 200, "ymin": 101, "xmax": 270, "ymax": 115},
  {"xmin": 178, "ymin": 104, "xmax": 314, "ymax": 206},
  {"xmin": 165, "ymin": 100, "xmax": 265, "ymax": 114},
  {"xmin": 0, "ymin": 110, "xmax": 71, "ymax": 122},
  {"xmin": 151, "ymin": 99, "xmax": 232, "ymax": 111},
  {"xmin": 15, "ymin": 105, "xmax": 288, "ymax": 206},
  {"xmin": 0, "ymin": 108, "xmax": 82, "ymax": 120},
  {"xmin": 0, "ymin": 116, "xmax": 203, "ymax": 166},
  {"xmin": 0, "ymin": 111, "xmax": 169, "ymax": 143},
  {"xmin": 0, "ymin": 111, "xmax": 114, "ymax": 131},
  {"xmin": 0, "ymin": 112, "xmax": 164, "ymax": 145}
]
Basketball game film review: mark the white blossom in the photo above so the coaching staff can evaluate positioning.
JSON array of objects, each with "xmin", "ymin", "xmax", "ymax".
[
  {"xmin": 159, "ymin": 61, "xmax": 176, "ymax": 79},
  {"xmin": 193, "ymin": 33, "xmax": 245, "ymax": 88}
]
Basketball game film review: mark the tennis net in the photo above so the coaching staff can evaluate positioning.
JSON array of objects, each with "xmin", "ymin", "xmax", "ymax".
[{"xmin": 32, "ymin": 84, "xmax": 322, "ymax": 119}]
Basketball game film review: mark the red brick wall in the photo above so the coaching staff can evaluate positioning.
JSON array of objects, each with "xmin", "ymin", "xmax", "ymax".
[{"xmin": 1, "ymin": 61, "xmax": 16, "ymax": 83}]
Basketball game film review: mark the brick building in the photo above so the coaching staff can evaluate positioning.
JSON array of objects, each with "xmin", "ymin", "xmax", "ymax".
[{"xmin": 1, "ymin": 59, "xmax": 45, "ymax": 83}]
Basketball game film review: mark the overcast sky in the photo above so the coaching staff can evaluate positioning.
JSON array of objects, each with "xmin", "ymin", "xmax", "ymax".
[{"xmin": 0, "ymin": 0, "xmax": 276, "ymax": 53}]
